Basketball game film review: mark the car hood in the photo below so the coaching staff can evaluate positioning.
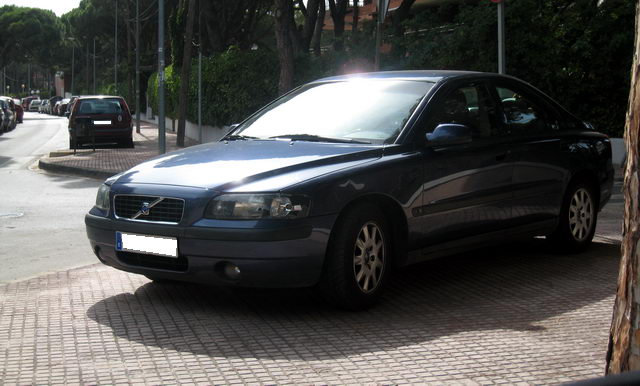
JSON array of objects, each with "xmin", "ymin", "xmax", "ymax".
[{"xmin": 111, "ymin": 140, "xmax": 383, "ymax": 190}]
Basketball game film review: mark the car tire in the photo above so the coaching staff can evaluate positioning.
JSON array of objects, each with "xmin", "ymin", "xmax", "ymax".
[
  {"xmin": 547, "ymin": 180, "xmax": 598, "ymax": 252},
  {"xmin": 318, "ymin": 203, "xmax": 390, "ymax": 310}
]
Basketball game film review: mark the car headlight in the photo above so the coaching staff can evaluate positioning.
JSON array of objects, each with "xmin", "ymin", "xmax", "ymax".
[
  {"xmin": 204, "ymin": 194, "xmax": 310, "ymax": 220},
  {"xmin": 95, "ymin": 184, "xmax": 111, "ymax": 211}
]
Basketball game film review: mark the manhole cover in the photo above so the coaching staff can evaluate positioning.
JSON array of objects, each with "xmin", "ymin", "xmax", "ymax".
[{"xmin": 0, "ymin": 212, "xmax": 24, "ymax": 219}]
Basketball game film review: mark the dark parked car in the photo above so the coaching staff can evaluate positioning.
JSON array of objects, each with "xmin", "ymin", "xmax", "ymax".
[
  {"xmin": 13, "ymin": 99, "xmax": 23, "ymax": 123},
  {"xmin": 49, "ymin": 96, "xmax": 63, "ymax": 114},
  {"xmin": 85, "ymin": 71, "xmax": 613, "ymax": 309},
  {"xmin": 68, "ymin": 96, "xmax": 133, "ymax": 148},
  {"xmin": 0, "ymin": 98, "xmax": 16, "ymax": 132}
]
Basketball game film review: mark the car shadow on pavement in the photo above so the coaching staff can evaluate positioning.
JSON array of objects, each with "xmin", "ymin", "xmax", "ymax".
[{"xmin": 86, "ymin": 239, "xmax": 620, "ymax": 360}]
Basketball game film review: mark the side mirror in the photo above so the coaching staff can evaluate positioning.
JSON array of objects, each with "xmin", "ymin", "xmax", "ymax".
[{"xmin": 426, "ymin": 123, "xmax": 473, "ymax": 146}]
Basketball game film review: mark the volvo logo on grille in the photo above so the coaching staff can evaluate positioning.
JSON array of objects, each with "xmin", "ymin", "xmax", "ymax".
[{"xmin": 132, "ymin": 197, "xmax": 164, "ymax": 219}]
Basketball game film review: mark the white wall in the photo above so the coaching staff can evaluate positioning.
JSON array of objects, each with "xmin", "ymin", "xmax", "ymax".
[
  {"xmin": 611, "ymin": 138, "xmax": 625, "ymax": 166},
  {"xmin": 143, "ymin": 107, "xmax": 232, "ymax": 144}
]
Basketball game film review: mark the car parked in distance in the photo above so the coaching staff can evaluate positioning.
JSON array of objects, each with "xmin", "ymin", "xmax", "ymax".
[
  {"xmin": 49, "ymin": 96, "xmax": 63, "ymax": 114},
  {"xmin": 58, "ymin": 98, "xmax": 70, "ymax": 116},
  {"xmin": 0, "ymin": 98, "xmax": 16, "ymax": 132},
  {"xmin": 12, "ymin": 99, "xmax": 23, "ymax": 123},
  {"xmin": 39, "ymin": 99, "xmax": 50, "ymax": 114},
  {"xmin": 68, "ymin": 96, "xmax": 133, "ymax": 148},
  {"xmin": 1, "ymin": 96, "xmax": 19, "ymax": 124},
  {"xmin": 21, "ymin": 95, "xmax": 39, "ymax": 110},
  {"xmin": 85, "ymin": 71, "xmax": 614, "ymax": 310},
  {"xmin": 28, "ymin": 99, "xmax": 41, "ymax": 112},
  {"xmin": 53, "ymin": 100, "xmax": 62, "ymax": 116}
]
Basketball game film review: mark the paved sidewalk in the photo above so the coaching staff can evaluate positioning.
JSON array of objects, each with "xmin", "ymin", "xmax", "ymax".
[
  {"xmin": 0, "ymin": 237, "xmax": 620, "ymax": 384},
  {"xmin": 38, "ymin": 122, "xmax": 200, "ymax": 180}
]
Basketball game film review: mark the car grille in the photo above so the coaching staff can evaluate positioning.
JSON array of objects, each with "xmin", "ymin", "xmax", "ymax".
[{"xmin": 114, "ymin": 195, "xmax": 184, "ymax": 224}]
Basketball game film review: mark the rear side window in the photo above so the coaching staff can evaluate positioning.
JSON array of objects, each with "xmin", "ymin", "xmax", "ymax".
[
  {"xmin": 77, "ymin": 99, "xmax": 125, "ymax": 115},
  {"xmin": 495, "ymin": 86, "xmax": 559, "ymax": 134}
]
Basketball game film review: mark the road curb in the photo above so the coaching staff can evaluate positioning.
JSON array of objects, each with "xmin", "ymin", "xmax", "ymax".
[{"xmin": 38, "ymin": 158, "xmax": 115, "ymax": 180}]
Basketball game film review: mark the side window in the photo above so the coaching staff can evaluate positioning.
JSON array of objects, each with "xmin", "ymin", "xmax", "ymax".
[
  {"xmin": 433, "ymin": 84, "xmax": 496, "ymax": 139},
  {"xmin": 495, "ymin": 86, "xmax": 558, "ymax": 134}
]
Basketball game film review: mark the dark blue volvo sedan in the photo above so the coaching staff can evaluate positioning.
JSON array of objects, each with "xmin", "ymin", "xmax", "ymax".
[{"xmin": 85, "ymin": 71, "xmax": 613, "ymax": 309}]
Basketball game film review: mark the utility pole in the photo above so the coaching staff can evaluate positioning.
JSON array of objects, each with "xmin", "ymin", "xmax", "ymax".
[
  {"xmin": 70, "ymin": 39, "xmax": 75, "ymax": 95},
  {"xmin": 198, "ymin": 0, "xmax": 202, "ymax": 143},
  {"xmin": 86, "ymin": 40, "xmax": 89, "ymax": 94},
  {"xmin": 135, "ymin": 0, "xmax": 140, "ymax": 133},
  {"xmin": 93, "ymin": 37, "xmax": 96, "ymax": 94},
  {"xmin": 496, "ymin": 0, "xmax": 506, "ymax": 74},
  {"xmin": 27, "ymin": 63, "xmax": 30, "ymax": 94},
  {"xmin": 158, "ymin": 0, "xmax": 166, "ymax": 154},
  {"xmin": 115, "ymin": 0, "xmax": 118, "ymax": 95}
]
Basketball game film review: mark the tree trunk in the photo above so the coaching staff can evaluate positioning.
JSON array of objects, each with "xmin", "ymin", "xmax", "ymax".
[
  {"xmin": 301, "ymin": 0, "xmax": 320, "ymax": 52},
  {"xmin": 352, "ymin": 0, "xmax": 359, "ymax": 38},
  {"xmin": 274, "ymin": 0, "xmax": 295, "ymax": 94},
  {"xmin": 176, "ymin": 0, "xmax": 196, "ymax": 147},
  {"xmin": 328, "ymin": 0, "xmax": 347, "ymax": 51},
  {"xmin": 312, "ymin": 2, "xmax": 325, "ymax": 56},
  {"xmin": 606, "ymin": 0, "xmax": 640, "ymax": 374},
  {"xmin": 393, "ymin": 0, "xmax": 416, "ymax": 37}
]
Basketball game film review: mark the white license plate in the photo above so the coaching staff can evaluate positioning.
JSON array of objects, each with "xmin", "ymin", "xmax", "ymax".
[
  {"xmin": 115, "ymin": 231, "xmax": 178, "ymax": 258},
  {"xmin": 93, "ymin": 120, "xmax": 112, "ymax": 125}
]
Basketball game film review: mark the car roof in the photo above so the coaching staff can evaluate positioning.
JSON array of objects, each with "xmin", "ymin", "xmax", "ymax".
[
  {"xmin": 77, "ymin": 95, "xmax": 123, "ymax": 100},
  {"xmin": 314, "ymin": 70, "xmax": 488, "ymax": 84}
]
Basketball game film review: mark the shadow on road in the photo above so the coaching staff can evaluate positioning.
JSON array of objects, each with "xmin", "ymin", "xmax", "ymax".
[{"xmin": 87, "ymin": 239, "xmax": 620, "ymax": 360}]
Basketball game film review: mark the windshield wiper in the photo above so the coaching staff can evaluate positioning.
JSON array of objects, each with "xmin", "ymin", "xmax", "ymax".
[
  {"xmin": 268, "ymin": 134, "xmax": 370, "ymax": 144},
  {"xmin": 224, "ymin": 134, "xmax": 259, "ymax": 141}
]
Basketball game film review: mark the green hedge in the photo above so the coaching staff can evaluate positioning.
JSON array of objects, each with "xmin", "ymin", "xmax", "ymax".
[{"xmin": 148, "ymin": 47, "xmax": 279, "ymax": 127}]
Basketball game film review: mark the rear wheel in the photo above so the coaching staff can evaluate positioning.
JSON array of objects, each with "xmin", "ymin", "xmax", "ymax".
[
  {"xmin": 319, "ymin": 203, "xmax": 390, "ymax": 310},
  {"xmin": 547, "ymin": 181, "xmax": 597, "ymax": 252}
]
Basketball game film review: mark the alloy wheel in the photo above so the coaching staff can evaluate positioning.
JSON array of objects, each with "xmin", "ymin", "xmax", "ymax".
[
  {"xmin": 353, "ymin": 221, "xmax": 385, "ymax": 293},
  {"xmin": 569, "ymin": 188, "xmax": 594, "ymax": 242}
]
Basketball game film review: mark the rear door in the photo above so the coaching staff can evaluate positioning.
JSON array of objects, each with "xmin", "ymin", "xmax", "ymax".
[{"xmin": 490, "ymin": 80, "xmax": 567, "ymax": 227}]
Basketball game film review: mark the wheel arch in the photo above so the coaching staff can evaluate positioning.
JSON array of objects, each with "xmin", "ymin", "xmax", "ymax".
[
  {"xmin": 568, "ymin": 169, "xmax": 601, "ymax": 210},
  {"xmin": 328, "ymin": 193, "xmax": 409, "ymax": 269}
]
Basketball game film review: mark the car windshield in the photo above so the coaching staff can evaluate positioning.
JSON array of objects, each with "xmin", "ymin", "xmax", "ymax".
[
  {"xmin": 235, "ymin": 79, "xmax": 434, "ymax": 144},
  {"xmin": 77, "ymin": 99, "xmax": 123, "ymax": 114}
]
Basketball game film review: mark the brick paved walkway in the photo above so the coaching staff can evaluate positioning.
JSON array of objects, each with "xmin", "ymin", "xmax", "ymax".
[
  {"xmin": 0, "ymin": 237, "xmax": 619, "ymax": 384},
  {"xmin": 38, "ymin": 122, "xmax": 200, "ymax": 180}
]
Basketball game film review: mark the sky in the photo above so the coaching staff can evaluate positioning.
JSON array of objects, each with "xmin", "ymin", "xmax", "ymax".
[{"xmin": 0, "ymin": 0, "xmax": 82, "ymax": 16}]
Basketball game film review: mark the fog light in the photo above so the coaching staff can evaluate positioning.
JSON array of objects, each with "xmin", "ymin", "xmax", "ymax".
[{"xmin": 224, "ymin": 263, "xmax": 241, "ymax": 280}]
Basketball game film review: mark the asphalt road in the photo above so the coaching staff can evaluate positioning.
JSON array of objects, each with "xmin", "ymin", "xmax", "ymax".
[{"xmin": 0, "ymin": 112, "xmax": 100, "ymax": 283}]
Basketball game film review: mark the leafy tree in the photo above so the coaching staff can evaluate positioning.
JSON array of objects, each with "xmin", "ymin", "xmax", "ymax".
[
  {"xmin": 389, "ymin": 0, "xmax": 635, "ymax": 137},
  {"xmin": 0, "ymin": 6, "xmax": 63, "ymax": 70}
]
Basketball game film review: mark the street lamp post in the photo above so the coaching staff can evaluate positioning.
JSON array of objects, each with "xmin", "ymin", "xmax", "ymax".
[
  {"xmin": 69, "ymin": 37, "xmax": 76, "ymax": 96},
  {"xmin": 135, "ymin": 0, "xmax": 140, "ymax": 133},
  {"xmin": 158, "ymin": 0, "xmax": 166, "ymax": 154},
  {"xmin": 115, "ymin": 0, "xmax": 118, "ymax": 95}
]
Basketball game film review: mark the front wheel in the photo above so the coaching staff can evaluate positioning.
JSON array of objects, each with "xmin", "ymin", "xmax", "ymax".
[
  {"xmin": 547, "ymin": 181, "xmax": 597, "ymax": 252},
  {"xmin": 319, "ymin": 203, "xmax": 390, "ymax": 310}
]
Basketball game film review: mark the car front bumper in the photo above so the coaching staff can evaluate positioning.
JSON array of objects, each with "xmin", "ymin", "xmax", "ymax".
[{"xmin": 85, "ymin": 213, "xmax": 336, "ymax": 288}]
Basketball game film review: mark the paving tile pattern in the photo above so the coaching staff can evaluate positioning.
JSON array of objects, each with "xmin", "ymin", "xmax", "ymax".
[
  {"xmin": 0, "ymin": 238, "xmax": 619, "ymax": 384},
  {"xmin": 38, "ymin": 124, "xmax": 200, "ymax": 178}
]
